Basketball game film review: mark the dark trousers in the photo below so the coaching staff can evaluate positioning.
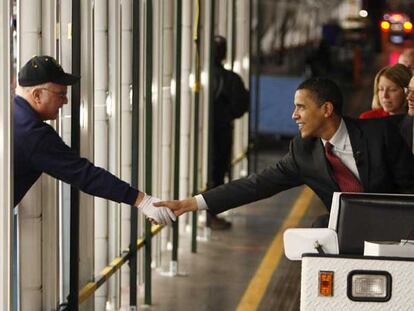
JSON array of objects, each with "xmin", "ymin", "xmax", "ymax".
[{"xmin": 207, "ymin": 126, "xmax": 232, "ymax": 223}]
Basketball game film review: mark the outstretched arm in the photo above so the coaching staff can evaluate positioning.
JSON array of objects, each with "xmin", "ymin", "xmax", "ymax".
[{"xmin": 154, "ymin": 197, "xmax": 198, "ymax": 217}]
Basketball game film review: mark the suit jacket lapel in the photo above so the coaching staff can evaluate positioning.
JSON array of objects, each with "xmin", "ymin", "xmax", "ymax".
[{"xmin": 344, "ymin": 118, "xmax": 369, "ymax": 189}]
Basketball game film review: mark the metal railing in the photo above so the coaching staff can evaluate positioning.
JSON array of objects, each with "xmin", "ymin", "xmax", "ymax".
[{"xmin": 78, "ymin": 225, "xmax": 163, "ymax": 304}]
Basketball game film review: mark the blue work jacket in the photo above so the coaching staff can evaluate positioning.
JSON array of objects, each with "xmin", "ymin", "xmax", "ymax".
[{"xmin": 13, "ymin": 96, "xmax": 138, "ymax": 206}]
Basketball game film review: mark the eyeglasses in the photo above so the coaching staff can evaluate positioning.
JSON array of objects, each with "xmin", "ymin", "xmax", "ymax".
[
  {"xmin": 38, "ymin": 88, "xmax": 67, "ymax": 99},
  {"xmin": 404, "ymin": 87, "xmax": 414, "ymax": 96}
]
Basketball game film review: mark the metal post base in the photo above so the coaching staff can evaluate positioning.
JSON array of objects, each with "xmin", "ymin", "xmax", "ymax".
[
  {"xmin": 159, "ymin": 260, "xmax": 188, "ymax": 277},
  {"xmin": 197, "ymin": 226, "xmax": 211, "ymax": 242},
  {"xmin": 140, "ymin": 304, "xmax": 152, "ymax": 309}
]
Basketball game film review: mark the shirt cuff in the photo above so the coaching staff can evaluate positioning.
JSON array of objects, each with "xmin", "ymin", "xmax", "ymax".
[
  {"xmin": 195, "ymin": 194, "xmax": 208, "ymax": 210},
  {"xmin": 124, "ymin": 187, "xmax": 140, "ymax": 206}
]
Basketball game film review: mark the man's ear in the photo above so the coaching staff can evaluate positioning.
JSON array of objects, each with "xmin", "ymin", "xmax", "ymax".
[
  {"xmin": 31, "ymin": 88, "xmax": 42, "ymax": 103},
  {"xmin": 323, "ymin": 101, "xmax": 334, "ymax": 117}
]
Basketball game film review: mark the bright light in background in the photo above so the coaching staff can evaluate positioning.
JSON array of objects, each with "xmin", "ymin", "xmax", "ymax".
[
  {"xmin": 233, "ymin": 60, "xmax": 241, "ymax": 74},
  {"xmin": 152, "ymin": 83, "xmax": 158, "ymax": 103},
  {"xmin": 189, "ymin": 73, "xmax": 195, "ymax": 89},
  {"xmin": 389, "ymin": 51, "xmax": 400, "ymax": 65},
  {"xmin": 224, "ymin": 62, "xmax": 231, "ymax": 70},
  {"xmin": 80, "ymin": 101, "xmax": 87, "ymax": 128},
  {"xmin": 390, "ymin": 13, "xmax": 403, "ymax": 22},
  {"xmin": 380, "ymin": 20, "xmax": 390, "ymax": 32},
  {"xmin": 403, "ymin": 21, "xmax": 413, "ymax": 32},
  {"xmin": 359, "ymin": 10, "xmax": 368, "ymax": 18},
  {"xmin": 242, "ymin": 56, "xmax": 249, "ymax": 71},
  {"xmin": 106, "ymin": 92, "xmax": 112, "ymax": 118},
  {"xmin": 201, "ymin": 70, "xmax": 207, "ymax": 86},
  {"xmin": 170, "ymin": 79, "xmax": 176, "ymax": 97},
  {"xmin": 129, "ymin": 85, "xmax": 133, "ymax": 111}
]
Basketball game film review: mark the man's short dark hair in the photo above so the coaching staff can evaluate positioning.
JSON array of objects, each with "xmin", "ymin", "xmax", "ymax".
[{"xmin": 297, "ymin": 77, "xmax": 343, "ymax": 116}]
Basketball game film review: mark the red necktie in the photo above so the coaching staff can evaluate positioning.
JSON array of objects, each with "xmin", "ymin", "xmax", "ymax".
[{"xmin": 324, "ymin": 142, "xmax": 363, "ymax": 192}]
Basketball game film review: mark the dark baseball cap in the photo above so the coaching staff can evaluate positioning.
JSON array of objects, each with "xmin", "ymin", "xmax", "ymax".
[{"xmin": 18, "ymin": 55, "xmax": 80, "ymax": 87}]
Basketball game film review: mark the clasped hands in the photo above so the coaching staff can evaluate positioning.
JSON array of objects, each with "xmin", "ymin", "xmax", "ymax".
[{"xmin": 138, "ymin": 195, "xmax": 198, "ymax": 225}]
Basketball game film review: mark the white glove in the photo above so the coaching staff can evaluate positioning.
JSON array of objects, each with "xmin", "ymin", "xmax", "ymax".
[{"xmin": 139, "ymin": 195, "xmax": 176, "ymax": 225}]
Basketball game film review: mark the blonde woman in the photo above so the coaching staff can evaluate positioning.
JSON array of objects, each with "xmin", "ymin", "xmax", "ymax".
[{"xmin": 360, "ymin": 63, "xmax": 411, "ymax": 119}]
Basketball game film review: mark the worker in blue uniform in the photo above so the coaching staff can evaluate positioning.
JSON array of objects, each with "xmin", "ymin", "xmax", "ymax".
[{"xmin": 14, "ymin": 55, "xmax": 175, "ymax": 225}]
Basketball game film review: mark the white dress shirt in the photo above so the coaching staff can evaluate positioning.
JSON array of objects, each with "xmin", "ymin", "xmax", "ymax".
[
  {"xmin": 195, "ymin": 119, "xmax": 360, "ymax": 210},
  {"xmin": 321, "ymin": 119, "xmax": 360, "ymax": 180}
]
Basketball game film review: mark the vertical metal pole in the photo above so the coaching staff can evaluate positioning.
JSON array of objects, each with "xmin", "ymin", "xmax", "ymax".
[
  {"xmin": 0, "ymin": 1, "xmax": 13, "ymax": 309},
  {"xmin": 247, "ymin": 0, "xmax": 253, "ymax": 174},
  {"xmin": 144, "ymin": 0, "xmax": 153, "ymax": 305},
  {"xmin": 206, "ymin": 0, "xmax": 216, "ymax": 191},
  {"xmin": 69, "ymin": 0, "xmax": 81, "ymax": 309},
  {"xmin": 172, "ymin": 0, "xmax": 183, "ymax": 265},
  {"xmin": 191, "ymin": 0, "xmax": 201, "ymax": 254},
  {"xmin": 93, "ymin": 0, "xmax": 109, "ymax": 308},
  {"xmin": 230, "ymin": 0, "xmax": 236, "ymax": 67},
  {"xmin": 129, "ymin": 0, "xmax": 137, "ymax": 303},
  {"xmin": 18, "ymin": 0, "xmax": 42, "ymax": 309},
  {"xmin": 252, "ymin": 0, "xmax": 261, "ymax": 173},
  {"xmin": 129, "ymin": 0, "xmax": 140, "ymax": 307}
]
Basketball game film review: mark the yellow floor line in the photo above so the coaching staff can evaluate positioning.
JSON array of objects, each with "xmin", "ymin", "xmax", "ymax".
[{"xmin": 235, "ymin": 187, "xmax": 314, "ymax": 311}]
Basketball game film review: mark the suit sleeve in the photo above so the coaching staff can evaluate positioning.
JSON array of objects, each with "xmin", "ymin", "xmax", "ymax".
[
  {"xmin": 384, "ymin": 120, "xmax": 414, "ymax": 193},
  {"xmin": 29, "ymin": 128, "xmax": 139, "ymax": 205},
  {"xmin": 203, "ymin": 141, "xmax": 303, "ymax": 214}
]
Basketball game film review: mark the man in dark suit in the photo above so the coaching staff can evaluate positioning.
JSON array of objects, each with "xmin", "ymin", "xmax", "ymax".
[
  {"xmin": 155, "ymin": 78, "xmax": 414, "ymax": 226},
  {"xmin": 401, "ymin": 76, "xmax": 414, "ymax": 153},
  {"xmin": 399, "ymin": 114, "xmax": 413, "ymax": 153}
]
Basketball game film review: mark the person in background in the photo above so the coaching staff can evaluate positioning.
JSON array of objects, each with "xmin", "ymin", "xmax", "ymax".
[
  {"xmin": 398, "ymin": 48, "xmax": 414, "ymax": 74},
  {"xmin": 360, "ymin": 64, "xmax": 411, "ymax": 119},
  {"xmin": 206, "ymin": 35, "xmax": 250, "ymax": 230},
  {"xmin": 155, "ymin": 78, "xmax": 414, "ymax": 228},
  {"xmin": 14, "ymin": 55, "xmax": 175, "ymax": 225}
]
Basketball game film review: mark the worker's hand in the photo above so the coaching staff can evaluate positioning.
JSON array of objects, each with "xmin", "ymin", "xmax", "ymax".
[
  {"xmin": 153, "ymin": 197, "xmax": 198, "ymax": 217},
  {"xmin": 138, "ymin": 195, "xmax": 176, "ymax": 225}
]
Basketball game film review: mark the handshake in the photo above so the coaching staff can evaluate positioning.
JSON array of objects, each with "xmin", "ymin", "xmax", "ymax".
[
  {"xmin": 137, "ymin": 193, "xmax": 199, "ymax": 225},
  {"xmin": 138, "ymin": 194, "xmax": 177, "ymax": 225}
]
